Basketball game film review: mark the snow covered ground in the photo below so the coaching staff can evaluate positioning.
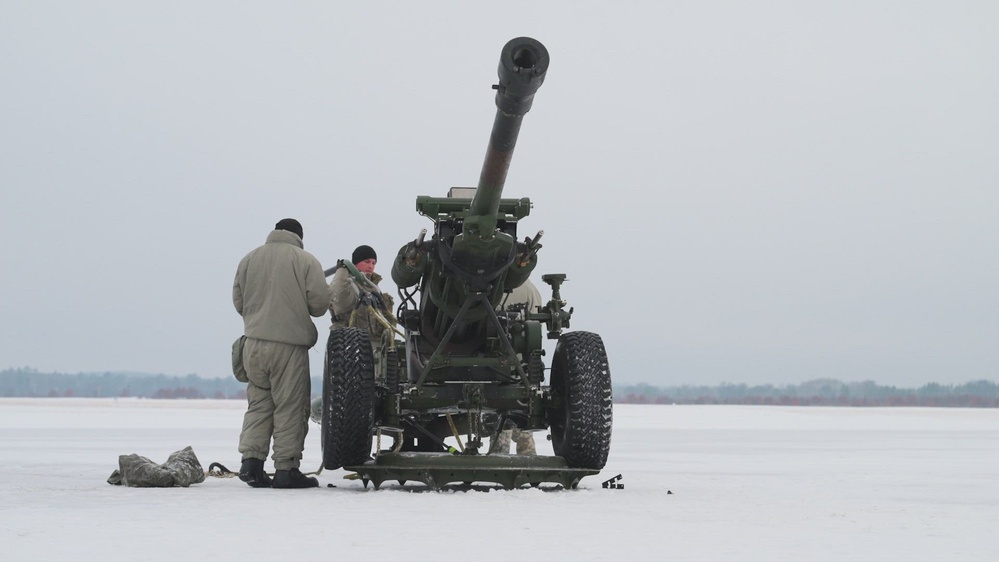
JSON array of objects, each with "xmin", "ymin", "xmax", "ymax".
[{"xmin": 2, "ymin": 399, "xmax": 996, "ymax": 561}]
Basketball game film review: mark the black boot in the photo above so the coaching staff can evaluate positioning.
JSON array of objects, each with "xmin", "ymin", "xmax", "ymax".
[
  {"xmin": 238, "ymin": 458, "xmax": 272, "ymax": 488},
  {"xmin": 273, "ymin": 468, "xmax": 319, "ymax": 489}
]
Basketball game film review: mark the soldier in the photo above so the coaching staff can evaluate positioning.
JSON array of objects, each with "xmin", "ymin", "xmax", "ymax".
[
  {"xmin": 310, "ymin": 245, "xmax": 397, "ymax": 423},
  {"xmin": 490, "ymin": 279, "xmax": 542, "ymax": 456},
  {"xmin": 329, "ymin": 245, "xmax": 397, "ymax": 338},
  {"xmin": 232, "ymin": 218, "xmax": 328, "ymax": 489}
]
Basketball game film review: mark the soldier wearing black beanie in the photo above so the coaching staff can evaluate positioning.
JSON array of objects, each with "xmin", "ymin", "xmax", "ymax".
[
  {"xmin": 274, "ymin": 218, "xmax": 304, "ymax": 240},
  {"xmin": 351, "ymin": 245, "xmax": 377, "ymax": 265}
]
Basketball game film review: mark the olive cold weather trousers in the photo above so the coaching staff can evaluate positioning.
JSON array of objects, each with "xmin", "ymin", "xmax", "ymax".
[{"xmin": 238, "ymin": 338, "xmax": 312, "ymax": 470}]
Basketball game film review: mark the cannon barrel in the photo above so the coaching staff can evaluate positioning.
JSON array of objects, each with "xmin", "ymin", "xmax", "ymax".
[
  {"xmin": 392, "ymin": 37, "xmax": 549, "ymax": 347},
  {"xmin": 468, "ymin": 37, "xmax": 549, "ymax": 221}
]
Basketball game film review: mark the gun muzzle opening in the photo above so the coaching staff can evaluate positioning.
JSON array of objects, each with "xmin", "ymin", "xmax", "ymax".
[
  {"xmin": 496, "ymin": 38, "xmax": 549, "ymax": 110},
  {"xmin": 512, "ymin": 47, "xmax": 540, "ymax": 73}
]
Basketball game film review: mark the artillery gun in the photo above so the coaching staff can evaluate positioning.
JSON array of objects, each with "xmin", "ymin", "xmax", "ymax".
[{"xmin": 320, "ymin": 37, "xmax": 612, "ymax": 490}]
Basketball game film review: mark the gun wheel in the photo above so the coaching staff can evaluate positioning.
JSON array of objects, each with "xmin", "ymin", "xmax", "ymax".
[
  {"xmin": 322, "ymin": 328, "xmax": 375, "ymax": 469},
  {"xmin": 549, "ymin": 331, "xmax": 613, "ymax": 469}
]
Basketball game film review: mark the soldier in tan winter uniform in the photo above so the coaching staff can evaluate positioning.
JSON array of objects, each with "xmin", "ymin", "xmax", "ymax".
[
  {"xmin": 233, "ymin": 218, "xmax": 329, "ymax": 489},
  {"xmin": 490, "ymin": 279, "xmax": 542, "ymax": 456}
]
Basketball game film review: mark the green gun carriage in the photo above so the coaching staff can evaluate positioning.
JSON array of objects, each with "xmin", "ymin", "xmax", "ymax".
[{"xmin": 320, "ymin": 37, "xmax": 612, "ymax": 490}]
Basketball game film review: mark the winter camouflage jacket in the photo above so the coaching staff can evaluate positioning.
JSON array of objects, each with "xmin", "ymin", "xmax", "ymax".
[
  {"xmin": 233, "ymin": 229, "xmax": 329, "ymax": 348},
  {"xmin": 330, "ymin": 266, "xmax": 396, "ymax": 343}
]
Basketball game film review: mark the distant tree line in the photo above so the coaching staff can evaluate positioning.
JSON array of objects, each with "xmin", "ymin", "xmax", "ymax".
[
  {"xmin": 3, "ymin": 368, "xmax": 997, "ymax": 407},
  {"xmin": 0, "ymin": 368, "xmax": 249, "ymax": 399},
  {"xmin": 615, "ymin": 378, "xmax": 999, "ymax": 407},
  {"xmin": 0, "ymin": 367, "xmax": 328, "ymax": 400}
]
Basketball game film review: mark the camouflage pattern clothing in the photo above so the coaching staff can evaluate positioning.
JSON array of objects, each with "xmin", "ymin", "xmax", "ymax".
[
  {"xmin": 329, "ymin": 267, "xmax": 397, "ymax": 344},
  {"xmin": 311, "ymin": 266, "xmax": 398, "ymax": 424},
  {"xmin": 488, "ymin": 278, "xmax": 542, "ymax": 456},
  {"xmin": 490, "ymin": 428, "xmax": 537, "ymax": 455},
  {"xmin": 107, "ymin": 446, "xmax": 206, "ymax": 487}
]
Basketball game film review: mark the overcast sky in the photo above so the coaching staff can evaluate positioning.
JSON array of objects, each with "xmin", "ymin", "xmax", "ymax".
[{"xmin": 2, "ymin": 1, "xmax": 996, "ymax": 386}]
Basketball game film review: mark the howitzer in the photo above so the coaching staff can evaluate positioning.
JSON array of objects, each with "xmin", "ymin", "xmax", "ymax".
[{"xmin": 319, "ymin": 38, "xmax": 612, "ymax": 491}]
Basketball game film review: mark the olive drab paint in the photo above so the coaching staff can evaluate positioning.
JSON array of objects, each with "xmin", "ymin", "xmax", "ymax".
[{"xmin": 320, "ymin": 38, "xmax": 613, "ymax": 490}]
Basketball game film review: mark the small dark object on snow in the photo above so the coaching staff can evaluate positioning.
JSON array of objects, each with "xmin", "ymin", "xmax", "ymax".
[
  {"xmin": 239, "ymin": 458, "xmax": 272, "ymax": 488},
  {"xmin": 273, "ymin": 468, "xmax": 319, "ymax": 488},
  {"xmin": 107, "ymin": 446, "xmax": 206, "ymax": 487},
  {"xmin": 602, "ymin": 474, "xmax": 623, "ymax": 489}
]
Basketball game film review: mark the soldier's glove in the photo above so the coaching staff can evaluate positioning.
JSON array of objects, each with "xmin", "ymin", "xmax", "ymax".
[{"xmin": 359, "ymin": 292, "xmax": 388, "ymax": 312}]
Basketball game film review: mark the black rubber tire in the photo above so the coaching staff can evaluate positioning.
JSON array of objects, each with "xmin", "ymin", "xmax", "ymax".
[
  {"xmin": 548, "ymin": 331, "xmax": 613, "ymax": 469},
  {"xmin": 322, "ymin": 328, "xmax": 375, "ymax": 469}
]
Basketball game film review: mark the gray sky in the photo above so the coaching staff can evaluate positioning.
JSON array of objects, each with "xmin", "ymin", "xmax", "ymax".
[{"xmin": 2, "ymin": 1, "xmax": 996, "ymax": 386}]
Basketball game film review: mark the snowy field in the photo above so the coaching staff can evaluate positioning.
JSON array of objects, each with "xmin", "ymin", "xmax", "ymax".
[{"xmin": 2, "ymin": 399, "xmax": 996, "ymax": 561}]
